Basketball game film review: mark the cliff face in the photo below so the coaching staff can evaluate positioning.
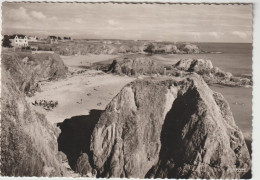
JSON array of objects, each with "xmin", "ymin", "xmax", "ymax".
[
  {"xmin": 1, "ymin": 52, "xmax": 68, "ymax": 176},
  {"xmin": 1, "ymin": 67, "xmax": 66, "ymax": 176},
  {"xmin": 88, "ymin": 74, "xmax": 250, "ymax": 178},
  {"xmin": 2, "ymin": 52, "xmax": 68, "ymax": 95}
]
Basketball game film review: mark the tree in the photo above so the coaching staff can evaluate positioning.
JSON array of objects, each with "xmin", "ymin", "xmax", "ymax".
[
  {"xmin": 144, "ymin": 43, "xmax": 155, "ymax": 55},
  {"xmin": 64, "ymin": 37, "xmax": 71, "ymax": 40},
  {"xmin": 2, "ymin": 35, "xmax": 12, "ymax": 47}
]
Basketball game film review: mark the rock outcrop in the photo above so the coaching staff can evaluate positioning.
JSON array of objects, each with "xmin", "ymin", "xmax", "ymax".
[
  {"xmin": 75, "ymin": 153, "xmax": 95, "ymax": 177},
  {"xmin": 174, "ymin": 58, "xmax": 252, "ymax": 87},
  {"xmin": 55, "ymin": 40, "xmax": 206, "ymax": 56},
  {"xmin": 56, "ymin": 43, "xmax": 143, "ymax": 55},
  {"xmin": 144, "ymin": 43, "xmax": 204, "ymax": 54},
  {"xmin": 174, "ymin": 58, "xmax": 213, "ymax": 73},
  {"xmin": 1, "ymin": 65, "xmax": 67, "ymax": 176},
  {"xmin": 2, "ymin": 52, "xmax": 68, "ymax": 96},
  {"xmin": 107, "ymin": 57, "xmax": 162, "ymax": 76},
  {"xmin": 177, "ymin": 43, "xmax": 201, "ymax": 54},
  {"xmin": 87, "ymin": 74, "xmax": 250, "ymax": 178},
  {"xmin": 30, "ymin": 53, "xmax": 68, "ymax": 81}
]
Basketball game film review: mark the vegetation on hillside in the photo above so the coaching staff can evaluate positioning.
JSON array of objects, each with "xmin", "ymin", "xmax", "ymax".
[
  {"xmin": 2, "ymin": 52, "xmax": 68, "ymax": 96},
  {"xmin": 2, "ymin": 35, "xmax": 12, "ymax": 47},
  {"xmin": 1, "ymin": 65, "xmax": 67, "ymax": 176},
  {"xmin": 1, "ymin": 52, "xmax": 70, "ymax": 176}
]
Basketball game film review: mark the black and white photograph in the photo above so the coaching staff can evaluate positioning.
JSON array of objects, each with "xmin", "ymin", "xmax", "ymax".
[{"xmin": 0, "ymin": 1, "xmax": 258, "ymax": 179}]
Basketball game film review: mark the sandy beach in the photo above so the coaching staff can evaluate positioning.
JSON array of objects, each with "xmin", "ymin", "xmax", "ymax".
[{"xmin": 27, "ymin": 55, "xmax": 135, "ymax": 125}]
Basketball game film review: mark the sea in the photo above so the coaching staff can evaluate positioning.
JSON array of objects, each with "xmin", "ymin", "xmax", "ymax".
[
  {"xmin": 196, "ymin": 43, "xmax": 252, "ymax": 141},
  {"xmin": 174, "ymin": 43, "xmax": 253, "ymax": 76},
  {"xmin": 164, "ymin": 43, "xmax": 253, "ymax": 140},
  {"xmin": 196, "ymin": 43, "xmax": 252, "ymax": 76},
  {"xmin": 199, "ymin": 43, "xmax": 252, "ymax": 140}
]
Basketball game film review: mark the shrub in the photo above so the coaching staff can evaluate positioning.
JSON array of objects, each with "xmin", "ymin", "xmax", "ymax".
[
  {"xmin": 144, "ymin": 43, "xmax": 155, "ymax": 55},
  {"xmin": 2, "ymin": 35, "xmax": 12, "ymax": 47}
]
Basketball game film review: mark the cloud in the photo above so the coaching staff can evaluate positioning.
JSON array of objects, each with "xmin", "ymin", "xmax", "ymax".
[
  {"xmin": 75, "ymin": 18, "xmax": 83, "ymax": 24},
  {"xmin": 6, "ymin": 7, "xmax": 31, "ymax": 21},
  {"xmin": 30, "ymin": 11, "xmax": 46, "ymax": 20},
  {"xmin": 2, "ymin": 3, "xmax": 252, "ymax": 42},
  {"xmin": 3, "ymin": 6, "xmax": 60, "ymax": 31},
  {"xmin": 209, "ymin": 32, "xmax": 219, "ymax": 39},
  {"xmin": 191, "ymin": 32, "xmax": 200, "ymax": 40},
  {"xmin": 107, "ymin": 19, "xmax": 119, "ymax": 26},
  {"xmin": 231, "ymin": 31, "xmax": 248, "ymax": 39},
  {"xmin": 5, "ymin": 7, "xmax": 47, "ymax": 22}
]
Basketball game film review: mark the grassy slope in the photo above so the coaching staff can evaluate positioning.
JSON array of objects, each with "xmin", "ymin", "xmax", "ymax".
[{"xmin": 1, "ymin": 52, "xmax": 68, "ymax": 176}]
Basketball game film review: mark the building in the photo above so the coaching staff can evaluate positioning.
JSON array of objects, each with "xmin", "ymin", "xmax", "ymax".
[
  {"xmin": 28, "ymin": 36, "xmax": 38, "ymax": 42},
  {"xmin": 47, "ymin": 36, "xmax": 58, "ymax": 44},
  {"xmin": 9, "ymin": 34, "xmax": 28, "ymax": 48}
]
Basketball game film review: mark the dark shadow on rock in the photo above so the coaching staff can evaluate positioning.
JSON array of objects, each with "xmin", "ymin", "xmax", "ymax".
[
  {"xmin": 245, "ymin": 138, "xmax": 252, "ymax": 157},
  {"xmin": 57, "ymin": 109, "xmax": 103, "ymax": 170},
  {"xmin": 242, "ymin": 138, "xmax": 252, "ymax": 179},
  {"xmin": 146, "ymin": 87, "xmax": 252, "ymax": 179},
  {"xmin": 107, "ymin": 60, "xmax": 117, "ymax": 72},
  {"xmin": 77, "ymin": 65, "xmax": 91, "ymax": 69},
  {"xmin": 242, "ymin": 169, "xmax": 252, "ymax": 179},
  {"xmin": 145, "ymin": 87, "xmax": 200, "ymax": 178}
]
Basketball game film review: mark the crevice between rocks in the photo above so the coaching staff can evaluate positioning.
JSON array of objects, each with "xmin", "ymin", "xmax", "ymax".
[{"xmin": 56, "ymin": 109, "xmax": 102, "ymax": 174}]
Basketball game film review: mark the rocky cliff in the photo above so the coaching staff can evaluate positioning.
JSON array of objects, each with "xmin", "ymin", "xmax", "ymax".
[
  {"xmin": 55, "ymin": 43, "xmax": 143, "ymax": 55},
  {"xmin": 2, "ymin": 52, "xmax": 68, "ymax": 96},
  {"xmin": 86, "ymin": 74, "xmax": 250, "ymax": 178},
  {"xmin": 1, "ymin": 67, "xmax": 67, "ymax": 176},
  {"xmin": 55, "ymin": 41, "xmax": 205, "ymax": 56},
  {"xmin": 107, "ymin": 57, "xmax": 162, "ymax": 76},
  {"xmin": 144, "ymin": 43, "xmax": 204, "ymax": 54},
  {"xmin": 174, "ymin": 58, "xmax": 252, "ymax": 87},
  {"xmin": 1, "ymin": 52, "xmax": 68, "ymax": 176}
]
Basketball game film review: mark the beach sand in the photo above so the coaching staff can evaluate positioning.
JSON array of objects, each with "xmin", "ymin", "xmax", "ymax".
[{"xmin": 27, "ymin": 55, "xmax": 135, "ymax": 125}]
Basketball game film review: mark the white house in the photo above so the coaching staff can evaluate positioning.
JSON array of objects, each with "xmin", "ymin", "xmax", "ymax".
[{"xmin": 9, "ymin": 35, "xmax": 28, "ymax": 48}]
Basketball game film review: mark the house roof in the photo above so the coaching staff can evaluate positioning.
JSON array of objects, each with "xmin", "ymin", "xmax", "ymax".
[
  {"xmin": 9, "ymin": 34, "xmax": 27, "ymax": 39},
  {"xmin": 49, "ymin": 36, "xmax": 57, "ymax": 39}
]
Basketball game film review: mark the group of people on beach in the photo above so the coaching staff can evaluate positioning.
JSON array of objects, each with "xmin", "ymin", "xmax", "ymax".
[{"xmin": 32, "ymin": 99, "xmax": 58, "ymax": 110}]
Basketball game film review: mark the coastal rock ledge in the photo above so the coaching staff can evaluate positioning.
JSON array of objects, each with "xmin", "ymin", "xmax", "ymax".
[{"xmin": 86, "ymin": 73, "xmax": 251, "ymax": 179}]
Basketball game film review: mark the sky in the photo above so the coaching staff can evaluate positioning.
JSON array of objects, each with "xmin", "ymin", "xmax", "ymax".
[{"xmin": 2, "ymin": 2, "xmax": 253, "ymax": 42}]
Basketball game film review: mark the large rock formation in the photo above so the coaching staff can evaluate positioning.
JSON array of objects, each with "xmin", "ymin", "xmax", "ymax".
[
  {"xmin": 143, "ymin": 43, "xmax": 203, "ymax": 54},
  {"xmin": 29, "ymin": 53, "xmax": 68, "ymax": 81},
  {"xmin": 174, "ymin": 58, "xmax": 252, "ymax": 87},
  {"xmin": 174, "ymin": 58, "xmax": 213, "ymax": 73},
  {"xmin": 55, "ymin": 40, "xmax": 206, "ymax": 56},
  {"xmin": 2, "ymin": 52, "xmax": 68, "ymax": 96},
  {"xmin": 177, "ymin": 43, "xmax": 201, "ymax": 54},
  {"xmin": 87, "ymin": 74, "xmax": 250, "ymax": 178},
  {"xmin": 55, "ymin": 43, "xmax": 142, "ymax": 55},
  {"xmin": 1, "ymin": 66, "xmax": 67, "ymax": 176},
  {"xmin": 1, "ymin": 51, "xmax": 69, "ymax": 176},
  {"xmin": 107, "ymin": 57, "xmax": 162, "ymax": 76}
]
